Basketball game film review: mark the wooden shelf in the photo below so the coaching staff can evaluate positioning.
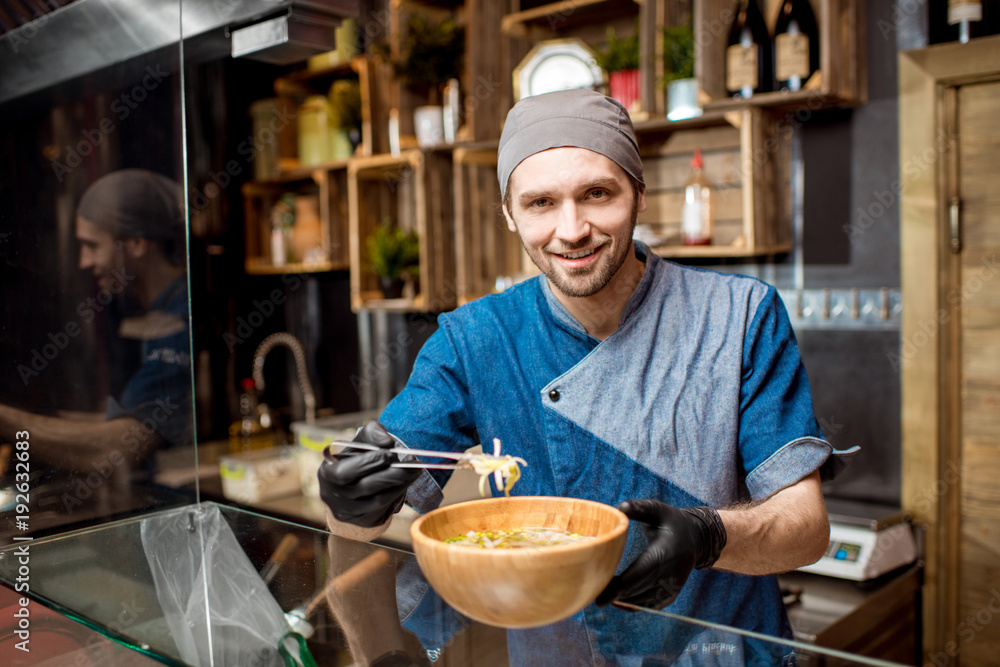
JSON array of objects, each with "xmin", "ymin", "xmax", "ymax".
[
  {"xmin": 348, "ymin": 150, "xmax": 456, "ymax": 313},
  {"xmin": 501, "ymin": 0, "xmax": 639, "ymax": 37},
  {"xmin": 636, "ymin": 107, "xmax": 792, "ymax": 257},
  {"xmin": 695, "ymin": 0, "xmax": 866, "ymax": 110},
  {"xmin": 244, "ymin": 258, "xmax": 344, "ymax": 275},
  {"xmin": 701, "ymin": 90, "xmax": 851, "ymax": 114},
  {"xmin": 235, "ymin": 0, "xmax": 864, "ymax": 315},
  {"xmin": 353, "ymin": 291, "xmax": 432, "ymax": 312},
  {"xmin": 241, "ymin": 164, "xmax": 351, "ymax": 274},
  {"xmin": 272, "ymin": 159, "xmax": 351, "ymax": 181},
  {"xmin": 276, "ymin": 61, "xmax": 356, "ymax": 90},
  {"xmin": 453, "ymin": 145, "xmax": 537, "ymax": 305},
  {"xmin": 634, "ymin": 110, "xmax": 743, "ymax": 135},
  {"xmin": 650, "ymin": 243, "xmax": 791, "ymax": 259}
]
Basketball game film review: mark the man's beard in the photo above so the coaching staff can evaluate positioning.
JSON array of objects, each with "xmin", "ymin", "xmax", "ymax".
[{"xmin": 519, "ymin": 193, "xmax": 639, "ymax": 299}]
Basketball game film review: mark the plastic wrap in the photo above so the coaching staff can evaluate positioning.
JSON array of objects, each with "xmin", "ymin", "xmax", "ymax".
[{"xmin": 139, "ymin": 505, "xmax": 293, "ymax": 667}]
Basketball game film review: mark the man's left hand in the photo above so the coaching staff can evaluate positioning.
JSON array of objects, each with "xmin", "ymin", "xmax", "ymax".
[{"xmin": 596, "ymin": 499, "xmax": 727, "ymax": 609}]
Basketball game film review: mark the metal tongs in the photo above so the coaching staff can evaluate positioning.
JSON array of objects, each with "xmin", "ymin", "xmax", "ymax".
[{"xmin": 322, "ymin": 439, "xmax": 521, "ymax": 471}]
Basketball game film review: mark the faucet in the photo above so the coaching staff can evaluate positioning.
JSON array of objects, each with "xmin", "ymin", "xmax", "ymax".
[{"xmin": 252, "ymin": 332, "xmax": 317, "ymax": 425}]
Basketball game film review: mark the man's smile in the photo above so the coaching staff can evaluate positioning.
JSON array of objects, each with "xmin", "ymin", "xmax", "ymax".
[{"xmin": 550, "ymin": 243, "xmax": 605, "ymax": 270}]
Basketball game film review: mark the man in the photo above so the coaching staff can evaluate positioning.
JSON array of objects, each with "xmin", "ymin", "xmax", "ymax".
[
  {"xmin": 319, "ymin": 89, "xmax": 854, "ymax": 664},
  {"xmin": 0, "ymin": 169, "xmax": 192, "ymax": 480}
]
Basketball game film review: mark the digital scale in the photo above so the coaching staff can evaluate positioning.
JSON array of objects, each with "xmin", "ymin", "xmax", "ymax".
[{"xmin": 798, "ymin": 499, "xmax": 918, "ymax": 581}]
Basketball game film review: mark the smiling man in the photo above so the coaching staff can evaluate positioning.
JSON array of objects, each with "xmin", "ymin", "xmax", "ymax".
[
  {"xmin": 0, "ymin": 169, "xmax": 191, "ymax": 480},
  {"xmin": 319, "ymin": 89, "xmax": 855, "ymax": 665}
]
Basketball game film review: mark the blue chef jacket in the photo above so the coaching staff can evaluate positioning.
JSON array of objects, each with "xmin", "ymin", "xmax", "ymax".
[
  {"xmin": 106, "ymin": 277, "xmax": 193, "ymax": 458},
  {"xmin": 381, "ymin": 242, "xmax": 854, "ymax": 665}
]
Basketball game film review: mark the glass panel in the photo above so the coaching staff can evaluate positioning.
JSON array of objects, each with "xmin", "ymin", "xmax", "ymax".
[
  {"xmin": 0, "ymin": 503, "xmax": 906, "ymax": 667},
  {"xmin": 0, "ymin": 1, "xmax": 195, "ymax": 539},
  {"xmin": 1, "ymin": 583, "xmax": 167, "ymax": 667}
]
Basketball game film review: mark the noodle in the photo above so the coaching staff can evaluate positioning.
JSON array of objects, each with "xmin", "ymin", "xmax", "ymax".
[{"xmin": 469, "ymin": 438, "xmax": 526, "ymax": 497}]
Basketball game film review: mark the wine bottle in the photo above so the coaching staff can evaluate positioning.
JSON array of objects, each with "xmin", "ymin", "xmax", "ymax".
[
  {"xmin": 681, "ymin": 149, "xmax": 713, "ymax": 246},
  {"xmin": 948, "ymin": 0, "xmax": 982, "ymax": 43},
  {"xmin": 726, "ymin": 0, "xmax": 772, "ymax": 99},
  {"xmin": 774, "ymin": 0, "xmax": 820, "ymax": 92}
]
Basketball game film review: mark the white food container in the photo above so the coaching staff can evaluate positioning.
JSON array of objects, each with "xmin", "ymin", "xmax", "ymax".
[
  {"xmin": 290, "ymin": 410, "xmax": 380, "ymax": 498},
  {"xmin": 219, "ymin": 446, "xmax": 300, "ymax": 504}
]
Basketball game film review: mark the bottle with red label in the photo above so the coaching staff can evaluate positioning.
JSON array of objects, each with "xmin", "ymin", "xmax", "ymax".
[{"xmin": 681, "ymin": 149, "xmax": 713, "ymax": 246}]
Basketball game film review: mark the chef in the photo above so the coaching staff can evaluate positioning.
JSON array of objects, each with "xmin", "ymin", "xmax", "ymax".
[
  {"xmin": 0, "ymin": 169, "xmax": 192, "ymax": 481},
  {"xmin": 319, "ymin": 89, "xmax": 855, "ymax": 664}
]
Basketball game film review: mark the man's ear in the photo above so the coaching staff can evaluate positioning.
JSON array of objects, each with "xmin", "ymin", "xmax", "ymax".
[
  {"xmin": 502, "ymin": 204, "xmax": 517, "ymax": 233},
  {"xmin": 636, "ymin": 186, "xmax": 647, "ymax": 214},
  {"xmin": 123, "ymin": 237, "xmax": 150, "ymax": 259}
]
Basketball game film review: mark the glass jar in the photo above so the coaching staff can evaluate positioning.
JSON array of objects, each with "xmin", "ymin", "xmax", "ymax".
[{"xmin": 297, "ymin": 95, "xmax": 334, "ymax": 166}]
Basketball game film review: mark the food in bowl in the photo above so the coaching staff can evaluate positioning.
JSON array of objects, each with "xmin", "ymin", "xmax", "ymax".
[
  {"xmin": 444, "ymin": 527, "xmax": 595, "ymax": 549},
  {"xmin": 409, "ymin": 496, "xmax": 629, "ymax": 628}
]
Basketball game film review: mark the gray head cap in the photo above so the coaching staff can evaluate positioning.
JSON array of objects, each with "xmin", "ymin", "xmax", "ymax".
[
  {"xmin": 77, "ymin": 169, "xmax": 183, "ymax": 241},
  {"xmin": 497, "ymin": 88, "xmax": 644, "ymax": 197}
]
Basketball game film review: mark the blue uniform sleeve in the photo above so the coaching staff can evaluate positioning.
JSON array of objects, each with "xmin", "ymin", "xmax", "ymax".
[
  {"xmin": 379, "ymin": 323, "xmax": 479, "ymax": 653},
  {"xmin": 106, "ymin": 328, "xmax": 193, "ymax": 450},
  {"xmin": 738, "ymin": 287, "xmax": 853, "ymax": 499},
  {"xmin": 379, "ymin": 319, "xmax": 480, "ymax": 514}
]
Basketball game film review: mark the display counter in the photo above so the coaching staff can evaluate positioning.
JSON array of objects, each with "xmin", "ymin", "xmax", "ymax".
[
  {"xmin": 188, "ymin": 462, "xmax": 921, "ymax": 665},
  {"xmin": 0, "ymin": 502, "xmax": 908, "ymax": 666}
]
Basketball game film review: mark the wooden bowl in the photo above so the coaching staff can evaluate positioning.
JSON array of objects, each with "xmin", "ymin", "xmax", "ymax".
[{"xmin": 409, "ymin": 496, "xmax": 629, "ymax": 629}]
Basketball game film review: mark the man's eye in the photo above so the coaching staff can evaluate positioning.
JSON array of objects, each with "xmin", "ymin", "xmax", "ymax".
[
  {"xmin": 588, "ymin": 189, "xmax": 608, "ymax": 199},
  {"xmin": 529, "ymin": 199, "xmax": 550, "ymax": 208}
]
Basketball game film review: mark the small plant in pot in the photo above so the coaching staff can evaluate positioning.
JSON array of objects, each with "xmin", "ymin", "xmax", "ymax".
[
  {"xmin": 395, "ymin": 14, "xmax": 465, "ymax": 104},
  {"xmin": 592, "ymin": 26, "xmax": 641, "ymax": 114},
  {"xmin": 366, "ymin": 222, "xmax": 420, "ymax": 299},
  {"xmin": 329, "ymin": 79, "xmax": 363, "ymax": 157},
  {"xmin": 375, "ymin": 13, "xmax": 464, "ymax": 146}
]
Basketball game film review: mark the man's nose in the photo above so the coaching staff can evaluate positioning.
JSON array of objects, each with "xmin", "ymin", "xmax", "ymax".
[
  {"xmin": 554, "ymin": 201, "xmax": 590, "ymax": 243},
  {"xmin": 79, "ymin": 248, "xmax": 92, "ymax": 271}
]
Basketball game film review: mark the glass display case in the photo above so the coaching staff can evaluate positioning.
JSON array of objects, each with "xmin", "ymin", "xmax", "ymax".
[
  {"xmin": 0, "ymin": 2, "xmax": 912, "ymax": 666},
  {"xmin": 0, "ymin": 502, "xmax": 907, "ymax": 667}
]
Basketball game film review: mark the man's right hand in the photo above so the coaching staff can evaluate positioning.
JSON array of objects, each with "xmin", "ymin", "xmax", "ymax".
[{"xmin": 317, "ymin": 422, "xmax": 422, "ymax": 528}]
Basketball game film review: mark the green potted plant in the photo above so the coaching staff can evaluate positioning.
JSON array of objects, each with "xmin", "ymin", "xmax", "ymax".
[
  {"xmin": 328, "ymin": 79, "xmax": 363, "ymax": 158},
  {"xmin": 394, "ymin": 14, "xmax": 465, "ymax": 103},
  {"xmin": 366, "ymin": 222, "xmax": 420, "ymax": 299},
  {"xmin": 662, "ymin": 25, "xmax": 700, "ymax": 120},
  {"xmin": 592, "ymin": 27, "xmax": 641, "ymax": 114},
  {"xmin": 380, "ymin": 13, "xmax": 465, "ymax": 147}
]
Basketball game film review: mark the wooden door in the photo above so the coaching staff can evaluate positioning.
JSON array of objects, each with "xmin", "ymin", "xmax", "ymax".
[
  {"xmin": 951, "ymin": 80, "xmax": 1000, "ymax": 666},
  {"xmin": 900, "ymin": 36, "xmax": 1000, "ymax": 665}
]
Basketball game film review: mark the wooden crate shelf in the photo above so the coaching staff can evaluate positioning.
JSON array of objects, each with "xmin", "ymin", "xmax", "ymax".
[
  {"xmin": 241, "ymin": 166, "xmax": 351, "ymax": 275},
  {"xmin": 234, "ymin": 0, "xmax": 864, "ymax": 313},
  {"xmin": 636, "ymin": 107, "xmax": 792, "ymax": 258},
  {"xmin": 453, "ymin": 144, "xmax": 538, "ymax": 305},
  {"xmin": 695, "ymin": 0, "xmax": 866, "ymax": 111},
  {"xmin": 501, "ymin": 0, "xmax": 640, "ymax": 38},
  {"xmin": 270, "ymin": 58, "xmax": 364, "ymax": 167},
  {"xmin": 348, "ymin": 149, "xmax": 456, "ymax": 312}
]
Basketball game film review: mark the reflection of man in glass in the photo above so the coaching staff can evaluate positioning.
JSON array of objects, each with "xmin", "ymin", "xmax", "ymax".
[{"xmin": 0, "ymin": 169, "xmax": 192, "ymax": 479}]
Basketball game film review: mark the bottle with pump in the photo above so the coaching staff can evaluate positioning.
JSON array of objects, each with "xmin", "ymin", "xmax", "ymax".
[
  {"xmin": 681, "ymin": 149, "xmax": 713, "ymax": 246},
  {"xmin": 229, "ymin": 377, "xmax": 275, "ymax": 453},
  {"xmin": 774, "ymin": 0, "xmax": 820, "ymax": 92},
  {"xmin": 726, "ymin": 0, "xmax": 772, "ymax": 99}
]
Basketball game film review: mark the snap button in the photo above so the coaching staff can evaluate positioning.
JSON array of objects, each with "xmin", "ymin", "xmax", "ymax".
[{"xmin": 548, "ymin": 389, "xmax": 560, "ymax": 402}]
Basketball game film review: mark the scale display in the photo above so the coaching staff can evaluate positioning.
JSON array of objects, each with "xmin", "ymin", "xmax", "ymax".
[{"xmin": 799, "ymin": 521, "xmax": 916, "ymax": 581}]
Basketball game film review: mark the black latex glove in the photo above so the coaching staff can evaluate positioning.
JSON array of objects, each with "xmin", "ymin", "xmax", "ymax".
[
  {"xmin": 596, "ymin": 499, "xmax": 727, "ymax": 609},
  {"xmin": 317, "ymin": 421, "xmax": 422, "ymax": 528}
]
